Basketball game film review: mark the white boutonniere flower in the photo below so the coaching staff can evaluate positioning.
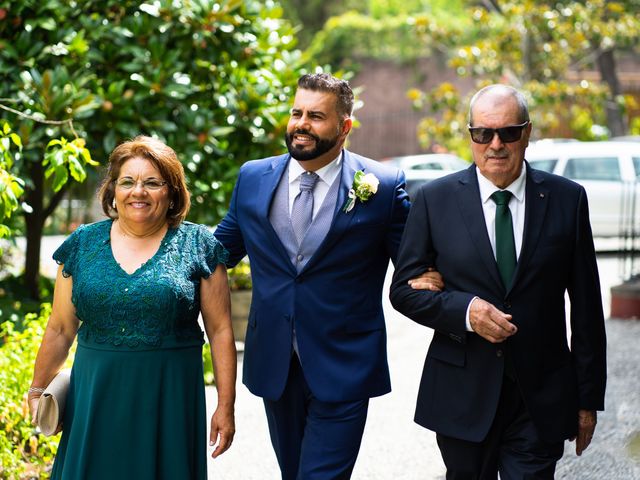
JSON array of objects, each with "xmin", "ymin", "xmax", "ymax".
[{"xmin": 342, "ymin": 170, "xmax": 379, "ymax": 213}]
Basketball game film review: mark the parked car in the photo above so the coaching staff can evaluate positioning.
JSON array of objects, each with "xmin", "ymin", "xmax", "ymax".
[
  {"xmin": 610, "ymin": 135, "xmax": 640, "ymax": 142},
  {"xmin": 526, "ymin": 140, "xmax": 640, "ymax": 237},
  {"xmin": 381, "ymin": 153, "xmax": 469, "ymax": 199}
]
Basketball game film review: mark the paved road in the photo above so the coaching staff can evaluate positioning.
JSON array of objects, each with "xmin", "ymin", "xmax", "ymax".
[{"xmin": 206, "ymin": 256, "xmax": 640, "ymax": 479}]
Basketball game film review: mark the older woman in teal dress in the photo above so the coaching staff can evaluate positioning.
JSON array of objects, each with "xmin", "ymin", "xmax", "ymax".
[{"xmin": 28, "ymin": 136, "xmax": 236, "ymax": 479}]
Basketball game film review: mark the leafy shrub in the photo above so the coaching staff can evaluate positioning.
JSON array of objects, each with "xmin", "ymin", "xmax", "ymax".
[
  {"xmin": 202, "ymin": 345, "xmax": 215, "ymax": 386},
  {"xmin": 227, "ymin": 258, "xmax": 252, "ymax": 291},
  {"xmin": 0, "ymin": 274, "xmax": 55, "ymax": 325},
  {"xmin": 0, "ymin": 303, "xmax": 69, "ymax": 479}
]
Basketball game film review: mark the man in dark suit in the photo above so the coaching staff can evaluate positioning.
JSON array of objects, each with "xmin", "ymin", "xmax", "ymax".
[
  {"xmin": 215, "ymin": 73, "xmax": 432, "ymax": 479},
  {"xmin": 390, "ymin": 84, "xmax": 607, "ymax": 479}
]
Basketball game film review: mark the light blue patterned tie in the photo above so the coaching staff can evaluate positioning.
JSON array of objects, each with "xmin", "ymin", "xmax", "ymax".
[{"xmin": 291, "ymin": 171, "xmax": 319, "ymax": 245}]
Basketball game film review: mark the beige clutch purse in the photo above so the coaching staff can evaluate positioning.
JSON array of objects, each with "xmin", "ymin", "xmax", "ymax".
[{"xmin": 36, "ymin": 369, "xmax": 71, "ymax": 436}]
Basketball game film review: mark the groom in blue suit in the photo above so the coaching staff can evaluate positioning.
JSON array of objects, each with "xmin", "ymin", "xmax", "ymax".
[{"xmin": 214, "ymin": 73, "xmax": 413, "ymax": 479}]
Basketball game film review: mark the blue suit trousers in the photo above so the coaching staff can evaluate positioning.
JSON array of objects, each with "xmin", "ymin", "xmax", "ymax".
[{"xmin": 264, "ymin": 355, "xmax": 369, "ymax": 480}]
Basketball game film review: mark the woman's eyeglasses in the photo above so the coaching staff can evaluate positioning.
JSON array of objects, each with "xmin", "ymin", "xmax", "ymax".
[
  {"xmin": 468, "ymin": 121, "xmax": 530, "ymax": 144},
  {"xmin": 115, "ymin": 178, "xmax": 168, "ymax": 191}
]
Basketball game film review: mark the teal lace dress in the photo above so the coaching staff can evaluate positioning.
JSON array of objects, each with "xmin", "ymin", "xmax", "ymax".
[{"xmin": 49, "ymin": 219, "xmax": 228, "ymax": 480}]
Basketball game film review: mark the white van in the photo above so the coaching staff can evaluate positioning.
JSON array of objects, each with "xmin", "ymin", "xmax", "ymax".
[{"xmin": 526, "ymin": 140, "xmax": 640, "ymax": 237}]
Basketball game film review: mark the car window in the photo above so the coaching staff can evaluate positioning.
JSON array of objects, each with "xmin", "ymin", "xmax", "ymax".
[
  {"xmin": 412, "ymin": 163, "xmax": 443, "ymax": 170},
  {"xmin": 529, "ymin": 159, "xmax": 557, "ymax": 173},
  {"xmin": 633, "ymin": 157, "xmax": 640, "ymax": 179},
  {"xmin": 564, "ymin": 157, "xmax": 621, "ymax": 181}
]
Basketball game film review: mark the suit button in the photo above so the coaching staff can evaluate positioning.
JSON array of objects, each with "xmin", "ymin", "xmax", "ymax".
[
  {"xmin": 496, "ymin": 349, "xmax": 504, "ymax": 357},
  {"xmin": 503, "ymin": 302, "xmax": 511, "ymax": 309},
  {"xmin": 295, "ymin": 277, "xmax": 303, "ymax": 283}
]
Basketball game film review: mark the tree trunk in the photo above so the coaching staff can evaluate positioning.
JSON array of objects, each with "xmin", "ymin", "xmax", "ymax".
[
  {"xmin": 597, "ymin": 48, "xmax": 627, "ymax": 137},
  {"xmin": 23, "ymin": 159, "xmax": 70, "ymax": 300},
  {"xmin": 24, "ymin": 160, "xmax": 45, "ymax": 301}
]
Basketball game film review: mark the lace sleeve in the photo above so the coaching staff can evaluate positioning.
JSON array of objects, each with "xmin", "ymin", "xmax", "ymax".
[
  {"xmin": 52, "ymin": 225, "xmax": 85, "ymax": 278},
  {"xmin": 197, "ymin": 225, "xmax": 230, "ymax": 279}
]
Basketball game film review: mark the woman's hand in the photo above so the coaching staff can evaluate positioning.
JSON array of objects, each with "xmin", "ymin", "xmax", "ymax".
[
  {"xmin": 28, "ymin": 392, "xmax": 41, "ymax": 425},
  {"xmin": 209, "ymin": 403, "xmax": 235, "ymax": 458}
]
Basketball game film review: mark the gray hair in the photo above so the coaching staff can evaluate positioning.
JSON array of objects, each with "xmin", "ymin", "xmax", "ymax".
[{"xmin": 468, "ymin": 84, "xmax": 530, "ymax": 126}]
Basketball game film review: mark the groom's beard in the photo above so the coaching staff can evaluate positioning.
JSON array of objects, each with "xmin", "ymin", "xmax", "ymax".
[{"xmin": 285, "ymin": 129, "xmax": 340, "ymax": 161}]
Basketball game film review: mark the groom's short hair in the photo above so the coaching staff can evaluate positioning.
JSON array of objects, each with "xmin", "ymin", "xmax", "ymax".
[{"xmin": 297, "ymin": 73, "xmax": 354, "ymax": 119}]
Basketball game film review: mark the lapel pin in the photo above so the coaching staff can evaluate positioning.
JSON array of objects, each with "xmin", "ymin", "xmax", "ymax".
[{"xmin": 539, "ymin": 193, "xmax": 545, "ymax": 198}]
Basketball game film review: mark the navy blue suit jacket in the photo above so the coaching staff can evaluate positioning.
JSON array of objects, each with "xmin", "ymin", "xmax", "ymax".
[
  {"xmin": 390, "ymin": 162, "xmax": 607, "ymax": 443},
  {"xmin": 215, "ymin": 149, "xmax": 410, "ymax": 402}
]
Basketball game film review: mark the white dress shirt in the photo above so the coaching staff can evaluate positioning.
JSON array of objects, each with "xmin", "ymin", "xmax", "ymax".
[
  {"xmin": 476, "ymin": 165, "xmax": 526, "ymax": 259},
  {"xmin": 288, "ymin": 153, "xmax": 342, "ymax": 218},
  {"xmin": 465, "ymin": 165, "xmax": 527, "ymax": 330}
]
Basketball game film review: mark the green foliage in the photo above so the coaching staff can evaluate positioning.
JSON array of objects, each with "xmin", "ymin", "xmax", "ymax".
[
  {"xmin": 409, "ymin": 1, "xmax": 640, "ymax": 152},
  {"xmin": 202, "ymin": 344, "xmax": 214, "ymax": 385},
  {"xmin": 277, "ymin": 0, "xmax": 348, "ymax": 48},
  {"xmin": 1, "ymin": 0, "xmax": 310, "ymax": 299},
  {"xmin": 0, "ymin": 303, "xmax": 63, "ymax": 479},
  {"xmin": 447, "ymin": 1, "xmax": 639, "ymax": 82},
  {"xmin": 0, "ymin": 274, "xmax": 55, "ymax": 325},
  {"xmin": 43, "ymin": 137, "xmax": 96, "ymax": 192},
  {"xmin": 0, "ymin": 122, "xmax": 25, "ymax": 239},
  {"xmin": 227, "ymin": 258, "xmax": 252, "ymax": 291},
  {"xmin": 304, "ymin": 0, "xmax": 639, "ymax": 149},
  {"xmin": 305, "ymin": 0, "xmax": 470, "ymax": 68},
  {"xmin": 0, "ymin": 0, "xmax": 306, "ymax": 226}
]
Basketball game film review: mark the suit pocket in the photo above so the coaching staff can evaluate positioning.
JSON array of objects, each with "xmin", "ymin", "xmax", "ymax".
[
  {"xmin": 427, "ymin": 335, "xmax": 466, "ymax": 367},
  {"xmin": 344, "ymin": 311, "xmax": 385, "ymax": 333}
]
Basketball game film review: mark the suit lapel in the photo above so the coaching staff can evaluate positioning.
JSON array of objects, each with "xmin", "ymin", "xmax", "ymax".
[
  {"xmin": 302, "ymin": 150, "xmax": 358, "ymax": 272},
  {"xmin": 510, "ymin": 164, "xmax": 549, "ymax": 291},
  {"xmin": 258, "ymin": 154, "xmax": 297, "ymax": 272},
  {"xmin": 456, "ymin": 165, "xmax": 504, "ymax": 292}
]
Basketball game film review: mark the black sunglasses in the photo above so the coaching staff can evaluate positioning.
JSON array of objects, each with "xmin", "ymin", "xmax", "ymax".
[{"xmin": 468, "ymin": 121, "xmax": 530, "ymax": 144}]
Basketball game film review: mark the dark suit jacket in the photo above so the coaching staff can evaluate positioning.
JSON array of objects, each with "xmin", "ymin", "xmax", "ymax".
[
  {"xmin": 215, "ymin": 149, "xmax": 410, "ymax": 402},
  {"xmin": 390, "ymin": 162, "xmax": 606, "ymax": 443}
]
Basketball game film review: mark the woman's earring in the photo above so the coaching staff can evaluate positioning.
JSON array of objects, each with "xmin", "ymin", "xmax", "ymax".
[
  {"xmin": 169, "ymin": 201, "xmax": 174, "ymax": 209},
  {"xmin": 112, "ymin": 198, "xmax": 116, "ymax": 210}
]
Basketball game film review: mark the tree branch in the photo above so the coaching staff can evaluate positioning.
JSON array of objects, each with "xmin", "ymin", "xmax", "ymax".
[
  {"xmin": 44, "ymin": 185, "xmax": 69, "ymax": 219},
  {"xmin": 0, "ymin": 102, "xmax": 79, "ymax": 138}
]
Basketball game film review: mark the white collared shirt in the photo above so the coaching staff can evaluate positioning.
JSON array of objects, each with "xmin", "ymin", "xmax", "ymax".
[
  {"xmin": 288, "ymin": 153, "xmax": 342, "ymax": 219},
  {"xmin": 476, "ymin": 164, "xmax": 527, "ymax": 259},
  {"xmin": 465, "ymin": 164, "xmax": 527, "ymax": 331}
]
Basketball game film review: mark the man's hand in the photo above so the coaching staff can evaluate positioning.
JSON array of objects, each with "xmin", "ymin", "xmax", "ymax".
[
  {"xmin": 572, "ymin": 409, "xmax": 597, "ymax": 456},
  {"xmin": 408, "ymin": 268, "xmax": 444, "ymax": 292},
  {"xmin": 469, "ymin": 298, "xmax": 517, "ymax": 343}
]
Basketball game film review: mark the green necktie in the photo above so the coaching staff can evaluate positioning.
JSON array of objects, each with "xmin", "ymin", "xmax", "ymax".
[{"xmin": 491, "ymin": 190, "xmax": 517, "ymax": 289}]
